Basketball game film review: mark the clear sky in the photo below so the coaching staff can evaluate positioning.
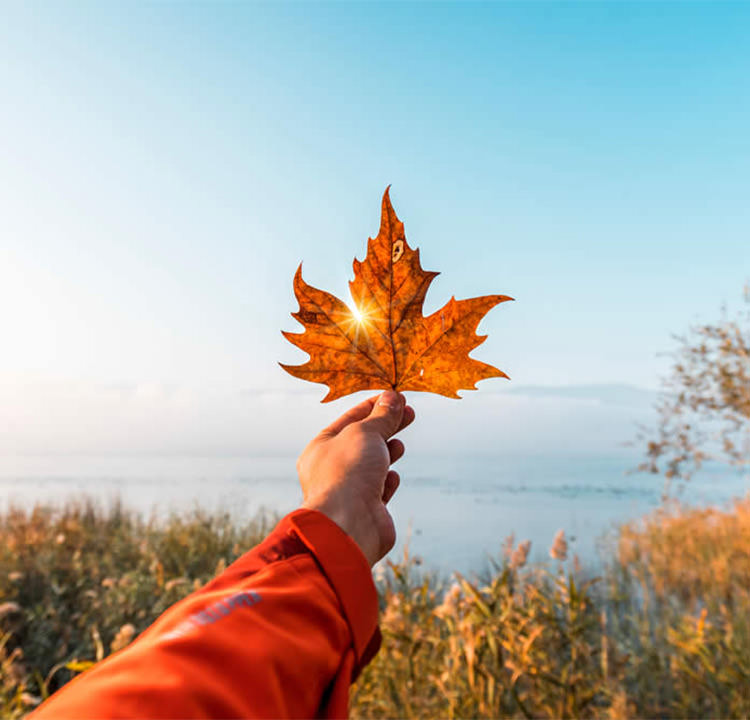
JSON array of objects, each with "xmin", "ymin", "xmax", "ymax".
[{"xmin": 1, "ymin": 2, "xmax": 748, "ymax": 457}]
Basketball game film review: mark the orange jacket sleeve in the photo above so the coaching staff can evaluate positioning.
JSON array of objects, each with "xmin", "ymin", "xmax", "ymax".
[{"xmin": 30, "ymin": 509, "xmax": 382, "ymax": 719}]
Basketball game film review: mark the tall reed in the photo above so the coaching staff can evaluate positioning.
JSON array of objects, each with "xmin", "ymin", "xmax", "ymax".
[{"xmin": 1, "ymin": 497, "xmax": 749, "ymax": 718}]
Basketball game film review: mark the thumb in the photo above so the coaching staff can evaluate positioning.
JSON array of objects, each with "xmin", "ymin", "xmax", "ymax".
[{"xmin": 363, "ymin": 390, "xmax": 405, "ymax": 440}]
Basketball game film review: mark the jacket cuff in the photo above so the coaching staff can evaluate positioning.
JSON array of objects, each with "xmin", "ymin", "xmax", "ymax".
[{"xmin": 287, "ymin": 508, "xmax": 380, "ymax": 669}]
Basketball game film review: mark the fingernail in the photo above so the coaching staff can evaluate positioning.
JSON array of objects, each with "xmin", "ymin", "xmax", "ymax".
[{"xmin": 378, "ymin": 390, "xmax": 400, "ymax": 410}]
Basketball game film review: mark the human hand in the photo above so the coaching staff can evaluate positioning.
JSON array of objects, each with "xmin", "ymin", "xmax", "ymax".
[{"xmin": 297, "ymin": 390, "xmax": 415, "ymax": 566}]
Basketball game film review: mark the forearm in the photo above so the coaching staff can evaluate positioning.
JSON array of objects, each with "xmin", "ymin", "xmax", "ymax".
[{"xmin": 31, "ymin": 509, "xmax": 381, "ymax": 720}]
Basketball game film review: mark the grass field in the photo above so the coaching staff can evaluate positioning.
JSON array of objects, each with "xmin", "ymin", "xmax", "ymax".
[{"xmin": 2, "ymin": 496, "xmax": 749, "ymax": 718}]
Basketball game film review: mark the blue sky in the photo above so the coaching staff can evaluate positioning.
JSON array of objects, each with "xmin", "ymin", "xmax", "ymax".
[{"xmin": 1, "ymin": 2, "xmax": 748, "ymax": 456}]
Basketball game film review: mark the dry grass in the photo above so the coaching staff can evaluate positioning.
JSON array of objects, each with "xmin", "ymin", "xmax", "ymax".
[
  {"xmin": 0, "ymin": 499, "xmax": 274, "ymax": 715},
  {"xmin": 1, "ymin": 497, "xmax": 750, "ymax": 718},
  {"xmin": 617, "ymin": 497, "xmax": 750, "ymax": 610}
]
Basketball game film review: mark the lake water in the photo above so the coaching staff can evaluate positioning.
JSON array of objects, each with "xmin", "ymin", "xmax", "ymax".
[{"xmin": 1, "ymin": 453, "xmax": 747, "ymax": 576}]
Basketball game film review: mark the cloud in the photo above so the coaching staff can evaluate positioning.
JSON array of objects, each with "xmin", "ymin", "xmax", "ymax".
[
  {"xmin": 506, "ymin": 383, "xmax": 658, "ymax": 409},
  {"xmin": 0, "ymin": 376, "xmax": 656, "ymax": 458}
]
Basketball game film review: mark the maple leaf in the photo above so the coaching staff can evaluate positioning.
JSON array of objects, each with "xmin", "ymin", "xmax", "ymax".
[{"xmin": 280, "ymin": 188, "xmax": 513, "ymax": 402}]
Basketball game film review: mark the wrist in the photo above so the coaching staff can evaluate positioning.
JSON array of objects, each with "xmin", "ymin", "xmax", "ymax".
[{"xmin": 302, "ymin": 497, "xmax": 380, "ymax": 566}]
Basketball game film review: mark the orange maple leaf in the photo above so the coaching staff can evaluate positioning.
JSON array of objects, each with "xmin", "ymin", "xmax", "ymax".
[{"xmin": 280, "ymin": 188, "xmax": 513, "ymax": 402}]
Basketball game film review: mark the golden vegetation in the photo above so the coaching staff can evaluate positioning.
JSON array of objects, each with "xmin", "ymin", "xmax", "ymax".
[
  {"xmin": 2, "ymin": 498, "xmax": 750, "ymax": 718},
  {"xmin": 0, "ymin": 500, "xmax": 273, "ymax": 719}
]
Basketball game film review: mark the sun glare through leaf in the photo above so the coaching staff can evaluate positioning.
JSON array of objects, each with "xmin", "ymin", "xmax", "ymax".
[{"xmin": 351, "ymin": 304, "xmax": 366, "ymax": 324}]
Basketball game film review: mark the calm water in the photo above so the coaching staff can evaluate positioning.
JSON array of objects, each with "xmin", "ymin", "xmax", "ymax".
[{"xmin": 1, "ymin": 453, "xmax": 746, "ymax": 575}]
